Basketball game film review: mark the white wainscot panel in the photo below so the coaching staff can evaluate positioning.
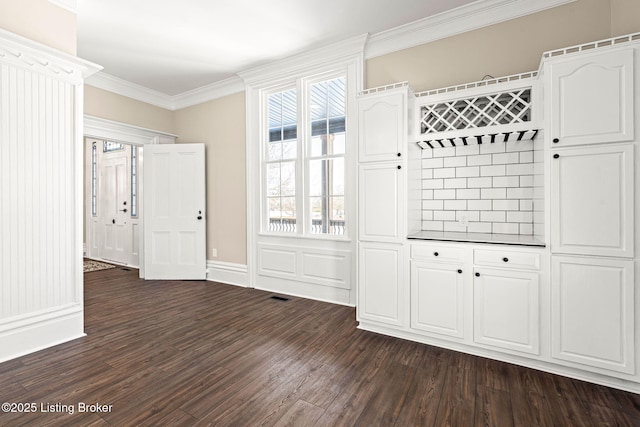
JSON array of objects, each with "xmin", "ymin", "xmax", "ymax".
[
  {"xmin": 258, "ymin": 245, "xmax": 297, "ymax": 277},
  {"xmin": 301, "ymin": 250, "xmax": 351, "ymax": 290}
]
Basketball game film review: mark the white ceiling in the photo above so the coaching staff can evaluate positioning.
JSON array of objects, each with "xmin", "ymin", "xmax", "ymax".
[{"xmin": 77, "ymin": 0, "xmax": 478, "ymax": 96}]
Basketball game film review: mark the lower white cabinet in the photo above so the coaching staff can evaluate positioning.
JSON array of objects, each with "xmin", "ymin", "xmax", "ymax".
[
  {"xmin": 358, "ymin": 242, "xmax": 404, "ymax": 327},
  {"xmin": 551, "ymin": 255, "xmax": 635, "ymax": 375},
  {"xmin": 473, "ymin": 268, "xmax": 540, "ymax": 355},
  {"xmin": 411, "ymin": 261, "xmax": 465, "ymax": 338}
]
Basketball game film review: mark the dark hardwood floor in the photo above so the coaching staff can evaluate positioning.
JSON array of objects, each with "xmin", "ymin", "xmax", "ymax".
[{"xmin": 1, "ymin": 268, "xmax": 639, "ymax": 426}]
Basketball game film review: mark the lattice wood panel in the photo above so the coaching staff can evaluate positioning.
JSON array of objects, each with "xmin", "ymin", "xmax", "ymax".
[{"xmin": 420, "ymin": 88, "xmax": 532, "ymax": 134}]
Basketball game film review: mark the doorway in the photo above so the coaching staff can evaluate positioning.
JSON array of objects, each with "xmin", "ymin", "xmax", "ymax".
[{"xmin": 85, "ymin": 138, "xmax": 142, "ymax": 268}]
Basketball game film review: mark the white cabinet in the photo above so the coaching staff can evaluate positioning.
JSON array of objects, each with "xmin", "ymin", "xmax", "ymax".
[
  {"xmin": 551, "ymin": 144, "xmax": 634, "ymax": 258},
  {"xmin": 358, "ymin": 163, "xmax": 404, "ymax": 242},
  {"xmin": 358, "ymin": 91, "xmax": 406, "ymax": 162},
  {"xmin": 411, "ymin": 261, "xmax": 465, "ymax": 338},
  {"xmin": 547, "ymin": 48, "xmax": 634, "ymax": 146},
  {"xmin": 551, "ymin": 256, "xmax": 635, "ymax": 375},
  {"xmin": 358, "ymin": 242, "xmax": 404, "ymax": 327},
  {"xmin": 473, "ymin": 268, "xmax": 540, "ymax": 355}
]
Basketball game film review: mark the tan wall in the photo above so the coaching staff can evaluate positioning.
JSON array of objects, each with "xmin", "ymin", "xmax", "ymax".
[
  {"xmin": 611, "ymin": 0, "xmax": 640, "ymax": 36},
  {"xmin": 84, "ymin": 85, "xmax": 175, "ymax": 134},
  {"xmin": 174, "ymin": 93, "xmax": 247, "ymax": 265},
  {"xmin": 365, "ymin": 0, "xmax": 636, "ymax": 92},
  {"xmin": 0, "ymin": 0, "xmax": 76, "ymax": 55}
]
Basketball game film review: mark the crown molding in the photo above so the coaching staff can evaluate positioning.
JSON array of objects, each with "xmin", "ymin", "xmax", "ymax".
[
  {"xmin": 238, "ymin": 33, "xmax": 368, "ymax": 87},
  {"xmin": 172, "ymin": 76, "xmax": 245, "ymax": 110},
  {"xmin": 0, "ymin": 27, "xmax": 101, "ymax": 83},
  {"xmin": 48, "ymin": 0, "xmax": 77, "ymax": 14},
  {"xmin": 365, "ymin": 0, "xmax": 576, "ymax": 59},
  {"xmin": 85, "ymin": 72, "xmax": 176, "ymax": 110}
]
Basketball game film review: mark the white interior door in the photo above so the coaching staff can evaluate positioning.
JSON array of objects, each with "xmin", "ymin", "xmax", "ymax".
[
  {"xmin": 101, "ymin": 155, "xmax": 131, "ymax": 264},
  {"xmin": 143, "ymin": 143, "xmax": 206, "ymax": 280}
]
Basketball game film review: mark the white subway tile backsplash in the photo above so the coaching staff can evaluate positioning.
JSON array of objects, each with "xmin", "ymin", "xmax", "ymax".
[
  {"xmin": 419, "ymin": 141, "xmax": 539, "ymax": 236},
  {"xmin": 423, "ymin": 179, "xmax": 444, "ymax": 189},
  {"xmin": 481, "ymin": 211, "xmax": 506, "ymax": 222},
  {"xmin": 422, "ymin": 158, "xmax": 444, "ymax": 168},
  {"xmin": 468, "ymin": 222, "xmax": 492, "ymax": 233},
  {"xmin": 444, "ymin": 178, "xmax": 467, "ymax": 189},
  {"xmin": 467, "ymin": 177, "xmax": 493, "ymax": 188},
  {"xmin": 434, "ymin": 189, "xmax": 456, "ymax": 199},
  {"xmin": 455, "ymin": 145, "xmax": 480, "ymax": 156},
  {"xmin": 468, "ymin": 200, "xmax": 492, "ymax": 210},
  {"xmin": 423, "ymin": 200, "xmax": 444, "ymax": 210},
  {"xmin": 456, "ymin": 166, "xmax": 480, "ymax": 178},
  {"xmin": 507, "ymin": 211, "xmax": 533, "ymax": 223},
  {"xmin": 492, "ymin": 176, "xmax": 520, "ymax": 188},
  {"xmin": 444, "ymin": 200, "xmax": 467, "ymax": 210},
  {"xmin": 467, "ymin": 154, "xmax": 492, "ymax": 166},
  {"xmin": 444, "ymin": 156, "xmax": 467, "ymax": 167},
  {"xmin": 481, "ymin": 188, "xmax": 507, "ymax": 199},
  {"xmin": 457, "ymin": 188, "xmax": 481, "ymax": 199},
  {"xmin": 493, "ymin": 222, "xmax": 519, "ymax": 234},
  {"xmin": 432, "ymin": 146, "xmax": 457, "ymax": 157},
  {"xmin": 479, "ymin": 143, "xmax": 506, "ymax": 154},
  {"xmin": 506, "ymin": 163, "xmax": 534, "ymax": 176},
  {"xmin": 434, "ymin": 211, "xmax": 456, "ymax": 221},
  {"xmin": 492, "ymin": 152, "xmax": 519, "ymax": 164},
  {"xmin": 480, "ymin": 164, "xmax": 506, "ymax": 177},
  {"xmin": 434, "ymin": 167, "xmax": 456, "ymax": 178}
]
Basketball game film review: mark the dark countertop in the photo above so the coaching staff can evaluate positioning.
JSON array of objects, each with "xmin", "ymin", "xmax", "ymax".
[{"xmin": 407, "ymin": 230, "xmax": 546, "ymax": 247}]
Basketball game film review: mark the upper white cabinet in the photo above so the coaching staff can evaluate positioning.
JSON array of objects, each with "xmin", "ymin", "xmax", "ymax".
[
  {"xmin": 551, "ymin": 144, "xmax": 634, "ymax": 258},
  {"xmin": 551, "ymin": 256, "xmax": 635, "ymax": 375},
  {"xmin": 358, "ymin": 90, "xmax": 407, "ymax": 162},
  {"xmin": 547, "ymin": 48, "xmax": 634, "ymax": 146}
]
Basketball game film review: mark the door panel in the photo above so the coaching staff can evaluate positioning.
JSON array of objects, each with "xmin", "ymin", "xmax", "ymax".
[
  {"xmin": 143, "ymin": 144, "xmax": 206, "ymax": 280},
  {"xmin": 101, "ymin": 155, "xmax": 131, "ymax": 264}
]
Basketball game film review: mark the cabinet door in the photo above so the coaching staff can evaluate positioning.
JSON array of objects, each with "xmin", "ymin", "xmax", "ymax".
[
  {"xmin": 411, "ymin": 261, "xmax": 465, "ymax": 338},
  {"xmin": 548, "ymin": 48, "xmax": 634, "ymax": 146},
  {"xmin": 358, "ymin": 92, "xmax": 405, "ymax": 162},
  {"xmin": 358, "ymin": 242, "xmax": 404, "ymax": 327},
  {"xmin": 551, "ymin": 144, "xmax": 633, "ymax": 258},
  {"xmin": 552, "ymin": 256, "xmax": 634, "ymax": 375},
  {"xmin": 473, "ymin": 268, "xmax": 539, "ymax": 355},
  {"xmin": 359, "ymin": 163, "xmax": 404, "ymax": 242}
]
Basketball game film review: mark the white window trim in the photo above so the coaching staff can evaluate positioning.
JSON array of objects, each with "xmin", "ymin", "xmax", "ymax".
[{"xmin": 242, "ymin": 34, "xmax": 366, "ymax": 287}]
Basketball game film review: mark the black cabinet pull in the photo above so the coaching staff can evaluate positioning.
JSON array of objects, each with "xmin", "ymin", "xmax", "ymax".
[
  {"xmin": 397, "ymin": 165, "xmax": 402, "ymax": 169},
  {"xmin": 553, "ymin": 138, "xmax": 559, "ymax": 143},
  {"xmin": 457, "ymin": 269, "xmax": 462, "ymax": 274},
  {"xmin": 112, "ymin": 219, "xmax": 115, "ymax": 224},
  {"xmin": 475, "ymin": 272, "xmax": 480, "ymax": 277},
  {"xmin": 503, "ymin": 257, "xmax": 509, "ymax": 262},
  {"xmin": 433, "ymin": 252, "xmax": 439, "ymax": 257},
  {"xmin": 553, "ymin": 154, "xmax": 560, "ymax": 159},
  {"xmin": 397, "ymin": 152, "xmax": 402, "ymax": 157}
]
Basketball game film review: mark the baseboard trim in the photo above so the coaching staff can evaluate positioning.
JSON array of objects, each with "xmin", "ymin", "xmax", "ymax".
[
  {"xmin": 206, "ymin": 260, "xmax": 249, "ymax": 287},
  {"xmin": 0, "ymin": 305, "xmax": 85, "ymax": 363}
]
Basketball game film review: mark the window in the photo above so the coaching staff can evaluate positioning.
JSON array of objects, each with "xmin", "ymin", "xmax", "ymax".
[
  {"xmin": 91, "ymin": 142, "xmax": 97, "ymax": 216},
  {"xmin": 131, "ymin": 145, "xmax": 138, "ymax": 217},
  {"xmin": 262, "ymin": 75, "xmax": 347, "ymax": 237}
]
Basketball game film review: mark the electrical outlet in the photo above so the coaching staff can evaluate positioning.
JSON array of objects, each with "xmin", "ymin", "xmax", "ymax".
[{"xmin": 211, "ymin": 248, "xmax": 218, "ymax": 257}]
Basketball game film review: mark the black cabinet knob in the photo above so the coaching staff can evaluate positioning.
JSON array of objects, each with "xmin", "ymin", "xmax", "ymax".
[
  {"xmin": 503, "ymin": 257, "xmax": 509, "ymax": 262},
  {"xmin": 553, "ymin": 154, "xmax": 560, "ymax": 159},
  {"xmin": 397, "ymin": 165, "xmax": 402, "ymax": 169},
  {"xmin": 457, "ymin": 269, "xmax": 462, "ymax": 274},
  {"xmin": 553, "ymin": 138, "xmax": 559, "ymax": 143},
  {"xmin": 397, "ymin": 152, "xmax": 402, "ymax": 157},
  {"xmin": 433, "ymin": 252, "xmax": 439, "ymax": 256},
  {"xmin": 112, "ymin": 219, "xmax": 115, "ymax": 224},
  {"xmin": 475, "ymin": 272, "xmax": 480, "ymax": 277}
]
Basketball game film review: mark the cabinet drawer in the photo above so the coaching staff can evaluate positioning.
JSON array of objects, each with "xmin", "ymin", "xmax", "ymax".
[
  {"xmin": 412, "ymin": 244, "xmax": 465, "ymax": 263},
  {"xmin": 474, "ymin": 249, "xmax": 540, "ymax": 270}
]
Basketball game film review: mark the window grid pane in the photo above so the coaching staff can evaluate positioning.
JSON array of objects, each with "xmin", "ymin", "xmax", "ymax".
[
  {"xmin": 308, "ymin": 77, "xmax": 346, "ymax": 236},
  {"xmin": 91, "ymin": 142, "xmax": 97, "ymax": 217},
  {"xmin": 131, "ymin": 145, "xmax": 137, "ymax": 217}
]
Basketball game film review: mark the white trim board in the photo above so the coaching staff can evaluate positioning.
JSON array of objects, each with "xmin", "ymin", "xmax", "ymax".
[
  {"xmin": 206, "ymin": 260, "xmax": 249, "ymax": 287},
  {"xmin": 83, "ymin": 0, "xmax": 574, "ymax": 109},
  {"xmin": 84, "ymin": 115, "xmax": 178, "ymax": 146}
]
